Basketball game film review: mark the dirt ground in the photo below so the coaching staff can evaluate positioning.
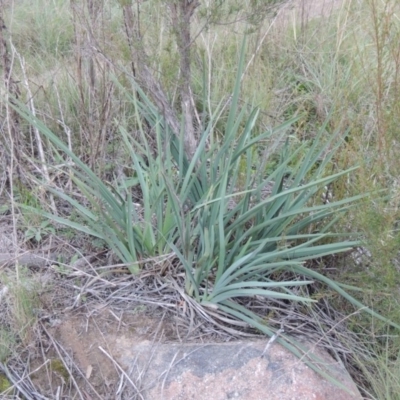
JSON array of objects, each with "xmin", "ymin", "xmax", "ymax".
[{"xmin": 30, "ymin": 304, "xmax": 176, "ymax": 399}]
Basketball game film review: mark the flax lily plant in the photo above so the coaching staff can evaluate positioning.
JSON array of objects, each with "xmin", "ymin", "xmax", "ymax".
[{"xmin": 11, "ymin": 42, "xmax": 399, "ymax": 388}]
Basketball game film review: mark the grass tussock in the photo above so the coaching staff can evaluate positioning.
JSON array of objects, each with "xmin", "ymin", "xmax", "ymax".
[{"xmin": 0, "ymin": 267, "xmax": 39, "ymax": 361}]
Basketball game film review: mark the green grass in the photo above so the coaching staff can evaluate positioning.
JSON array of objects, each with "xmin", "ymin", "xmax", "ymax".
[
  {"xmin": 2, "ymin": 0, "xmax": 400, "ymax": 397},
  {"xmin": 0, "ymin": 267, "xmax": 40, "ymax": 361}
]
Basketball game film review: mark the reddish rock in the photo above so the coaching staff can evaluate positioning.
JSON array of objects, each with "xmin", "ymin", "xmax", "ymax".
[{"xmin": 116, "ymin": 338, "xmax": 362, "ymax": 400}]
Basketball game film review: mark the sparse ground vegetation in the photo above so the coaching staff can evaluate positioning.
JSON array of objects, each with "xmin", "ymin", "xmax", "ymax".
[{"xmin": 1, "ymin": 0, "xmax": 400, "ymax": 398}]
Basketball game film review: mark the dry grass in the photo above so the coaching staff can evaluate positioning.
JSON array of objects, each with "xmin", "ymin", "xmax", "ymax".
[{"xmin": 0, "ymin": 251, "xmax": 372, "ymax": 398}]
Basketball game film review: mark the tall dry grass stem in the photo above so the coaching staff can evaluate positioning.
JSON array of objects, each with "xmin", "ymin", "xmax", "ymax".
[{"xmin": 70, "ymin": 0, "xmax": 115, "ymax": 173}]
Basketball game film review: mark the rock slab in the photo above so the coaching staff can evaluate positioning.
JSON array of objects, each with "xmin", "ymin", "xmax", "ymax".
[{"xmin": 116, "ymin": 339, "xmax": 362, "ymax": 400}]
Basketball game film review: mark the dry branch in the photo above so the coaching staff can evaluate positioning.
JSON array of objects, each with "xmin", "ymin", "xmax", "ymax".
[
  {"xmin": 0, "ymin": 9, "xmax": 22, "ymax": 175},
  {"xmin": 122, "ymin": 1, "xmax": 201, "ymax": 158}
]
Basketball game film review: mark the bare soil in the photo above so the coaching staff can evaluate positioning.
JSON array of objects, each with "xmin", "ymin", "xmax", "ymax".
[{"xmin": 31, "ymin": 305, "xmax": 175, "ymax": 399}]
